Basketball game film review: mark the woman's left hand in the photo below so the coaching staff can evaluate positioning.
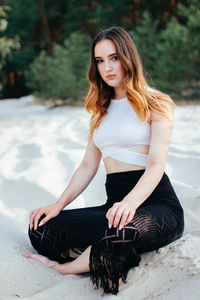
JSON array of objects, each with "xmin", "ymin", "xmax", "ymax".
[{"xmin": 105, "ymin": 199, "xmax": 136, "ymax": 230}]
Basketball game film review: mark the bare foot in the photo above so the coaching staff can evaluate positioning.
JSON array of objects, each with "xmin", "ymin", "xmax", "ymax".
[
  {"xmin": 24, "ymin": 252, "xmax": 64, "ymax": 273},
  {"xmin": 103, "ymin": 278, "xmax": 123, "ymax": 296}
]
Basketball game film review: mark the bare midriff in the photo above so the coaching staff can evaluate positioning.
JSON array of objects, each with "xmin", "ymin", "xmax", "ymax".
[{"xmin": 103, "ymin": 145, "xmax": 150, "ymax": 174}]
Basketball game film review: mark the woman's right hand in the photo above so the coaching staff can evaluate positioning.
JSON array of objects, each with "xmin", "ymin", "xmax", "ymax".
[{"xmin": 29, "ymin": 202, "xmax": 62, "ymax": 231}]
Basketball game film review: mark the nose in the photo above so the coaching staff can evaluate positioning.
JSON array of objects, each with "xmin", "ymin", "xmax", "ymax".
[{"xmin": 104, "ymin": 60, "xmax": 112, "ymax": 71}]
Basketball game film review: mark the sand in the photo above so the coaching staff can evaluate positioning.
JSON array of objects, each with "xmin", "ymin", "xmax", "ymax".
[{"xmin": 0, "ymin": 96, "xmax": 199, "ymax": 300}]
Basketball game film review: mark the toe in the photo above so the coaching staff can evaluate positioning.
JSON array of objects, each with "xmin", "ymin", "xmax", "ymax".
[{"xmin": 24, "ymin": 253, "xmax": 33, "ymax": 258}]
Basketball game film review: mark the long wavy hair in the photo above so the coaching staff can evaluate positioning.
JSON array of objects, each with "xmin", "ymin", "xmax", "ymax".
[{"xmin": 85, "ymin": 26, "xmax": 174, "ymax": 139}]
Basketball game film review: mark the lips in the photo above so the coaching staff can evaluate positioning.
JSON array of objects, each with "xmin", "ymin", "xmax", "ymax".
[{"xmin": 106, "ymin": 74, "xmax": 116, "ymax": 79}]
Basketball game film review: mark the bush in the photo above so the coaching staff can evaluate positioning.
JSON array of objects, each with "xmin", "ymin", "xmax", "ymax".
[
  {"xmin": 154, "ymin": 0, "xmax": 200, "ymax": 98},
  {"xmin": 25, "ymin": 32, "xmax": 91, "ymax": 104},
  {"xmin": 129, "ymin": 11, "xmax": 160, "ymax": 80},
  {"xmin": 0, "ymin": 5, "xmax": 20, "ymax": 96},
  {"xmin": 130, "ymin": 1, "xmax": 200, "ymax": 99}
]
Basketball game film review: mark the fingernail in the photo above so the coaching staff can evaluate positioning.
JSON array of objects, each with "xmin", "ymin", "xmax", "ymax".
[
  {"xmin": 38, "ymin": 221, "xmax": 43, "ymax": 227},
  {"xmin": 119, "ymin": 225, "xmax": 122, "ymax": 230},
  {"xmin": 108, "ymin": 223, "xmax": 111, "ymax": 229}
]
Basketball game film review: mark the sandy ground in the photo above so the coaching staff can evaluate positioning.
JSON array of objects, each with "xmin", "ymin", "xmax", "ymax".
[{"xmin": 0, "ymin": 96, "xmax": 200, "ymax": 300}]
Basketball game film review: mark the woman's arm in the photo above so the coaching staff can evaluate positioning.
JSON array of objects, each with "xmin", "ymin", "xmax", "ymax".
[
  {"xmin": 56, "ymin": 138, "xmax": 102, "ymax": 210},
  {"xmin": 123, "ymin": 102, "xmax": 174, "ymax": 208},
  {"xmin": 30, "ymin": 138, "xmax": 102, "ymax": 230},
  {"xmin": 106, "ymin": 101, "xmax": 174, "ymax": 230}
]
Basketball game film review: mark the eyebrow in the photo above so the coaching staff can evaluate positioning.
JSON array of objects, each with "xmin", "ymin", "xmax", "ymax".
[{"xmin": 95, "ymin": 52, "xmax": 117, "ymax": 59}]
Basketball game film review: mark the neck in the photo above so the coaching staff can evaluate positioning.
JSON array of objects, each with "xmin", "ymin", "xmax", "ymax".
[{"xmin": 113, "ymin": 87, "xmax": 126, "ymax": 100}]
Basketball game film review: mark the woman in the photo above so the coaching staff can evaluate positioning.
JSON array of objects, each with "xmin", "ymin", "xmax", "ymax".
[{"xmin": 24, "ymin": 26, "xmax": 184, "ymax": 295}]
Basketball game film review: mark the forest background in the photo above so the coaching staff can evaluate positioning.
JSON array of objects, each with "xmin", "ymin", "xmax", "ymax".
[{"xmin": 0, "ymin": 0, "xmax": 199, "ymax": 105}]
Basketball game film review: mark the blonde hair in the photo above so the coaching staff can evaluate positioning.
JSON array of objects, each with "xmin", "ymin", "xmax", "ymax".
[{"xmin": 85, "ymin": 26, "xmax": 174, "ymax": 139}]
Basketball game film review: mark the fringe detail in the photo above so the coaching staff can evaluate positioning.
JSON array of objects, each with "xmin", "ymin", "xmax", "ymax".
[{"xmin": 89, "ymin": 242, "xmax": 141, "ymax": 295}]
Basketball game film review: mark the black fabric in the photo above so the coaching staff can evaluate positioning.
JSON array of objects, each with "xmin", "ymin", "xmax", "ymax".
[{"xmin": 28, "ymin": 170, "xmax": 184, "ymax": 295}]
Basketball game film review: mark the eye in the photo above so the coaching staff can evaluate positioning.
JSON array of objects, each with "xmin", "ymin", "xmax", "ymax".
[
  {"xmin": 111, "ymin": 56, "xmax": 118, "ymax": 61},
  {"xmin": 96, "ymin": 59, "xmax": 103, "ymax": 64}
]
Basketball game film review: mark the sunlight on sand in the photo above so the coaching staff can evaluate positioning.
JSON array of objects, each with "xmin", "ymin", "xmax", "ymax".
[{"xmin": 0, "ymin": 96, "xmax": 199, "ymax": 300}]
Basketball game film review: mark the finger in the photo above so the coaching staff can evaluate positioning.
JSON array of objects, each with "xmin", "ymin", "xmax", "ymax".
[
  {"xmin": 29, "ymin": 210, "xmax": 38, "ymax": 230},
  {"xmin": 29, "ymin": 210, "xmax": 35, "ymax": 226},
  {"xmin": 106, "ymin": 204, "xmax": 119, "ymax": 228},
  {"xmin": 105, "ymin": 208, "xmax": 110, "ymax": 220},
  {"xmin": 125, "ymin": 211, "xmax": 135, "ymax": 225},
  {"xmin": 38, "ymin": 215, "xmax": 51, "ymax": 227},
  {"xmin": 106, "ymin": 202, "xmax": 119, "ymax": 219},
  {"xmin": 112, "ymin": 205, "xmax": 126, "ymax": 228},
  {"xmin": 106, "ymin": 209, "xmax": 115, "ymax": 229},
  {"xmin": 34, "ymin": 210, "xmax": 45, "ymax": 230},
  {"xmin": 29, "ymin": 212, "xmax": 34, "ymax": 230},
  {"xmin": 118, "ymin": 208, "xmax": 130, "ymax": 230}
]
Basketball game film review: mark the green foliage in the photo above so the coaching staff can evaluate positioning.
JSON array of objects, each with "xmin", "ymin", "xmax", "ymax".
[
  {"xmin": 4, "ymin": 0, "xmax": 68, "ymax": 71},
  {"xmin": 154, "ymin": 0, "xmax": 200, "ymax": 97},
  {"xmin": 25, "ymin": 32, "xmax": 91, "ymax": 103},
  {"xmin": 129, "ymin": 11, "xmax": 160, "ymax": 83},
  {"xmin": 64, "ymin": 0, "xmax": 96, "ymax": 36},
  {"xmin": 1, "ymin": 0, "xmax": 199, "ymax": 101},
  {"xmin": 0, "ymin": 5, "xmax": 20, "ymax": 94},
  {"xmin": 63, "ymin": 32, "xmax": 91, "ymax": 89},
  {"xmin": 129, "ymin": 1, "xmax": 200, "ymax": 99},
  {"xmin": 3, "ymin": 1, "xmax": 40, "ymax": 73},
  {"xmin": 96, "ymin": 0, "xmax": 134, "ymax": 30},
  {"xmin": 155, "ymin": 17, "xmax": 190, "ymax": 92}
]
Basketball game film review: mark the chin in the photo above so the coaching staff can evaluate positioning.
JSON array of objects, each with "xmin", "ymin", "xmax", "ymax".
[{"xmin": 105, "ymin": 82, "xmax": 119, "ymax": 88}]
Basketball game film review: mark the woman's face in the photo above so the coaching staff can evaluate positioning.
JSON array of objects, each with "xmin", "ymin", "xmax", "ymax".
[{"xmin": 94, "ymin": 39, "xmax": 125, "ymax": 89}]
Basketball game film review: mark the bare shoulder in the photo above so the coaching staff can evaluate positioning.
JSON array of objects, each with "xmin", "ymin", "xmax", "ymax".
[
  {"xmin": 147, "ymin": 101, "xmax": 174, "ymax": 166},
  {"xmin": 145, "ymin": 86, "xmax": 174, "ymax": 122},
  {"xmin": 150, "ymin": 99, "xmax": 174, "ymax": 124}
]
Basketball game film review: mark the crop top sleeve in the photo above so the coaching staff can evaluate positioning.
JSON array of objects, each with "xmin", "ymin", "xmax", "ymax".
[{"xmin": 93, "ymin": 97, "xmax": 151, "ymax": 167}]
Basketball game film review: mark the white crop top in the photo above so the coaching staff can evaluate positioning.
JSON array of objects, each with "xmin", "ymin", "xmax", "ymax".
[{"xmin": 93, "ymin": 97, "xmax": 151, "ymax": 166}]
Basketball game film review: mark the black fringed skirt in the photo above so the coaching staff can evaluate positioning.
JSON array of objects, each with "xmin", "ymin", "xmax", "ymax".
[{"xmin": 28, "ymin": 170, "xmax": 184, "ymax": 295}]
